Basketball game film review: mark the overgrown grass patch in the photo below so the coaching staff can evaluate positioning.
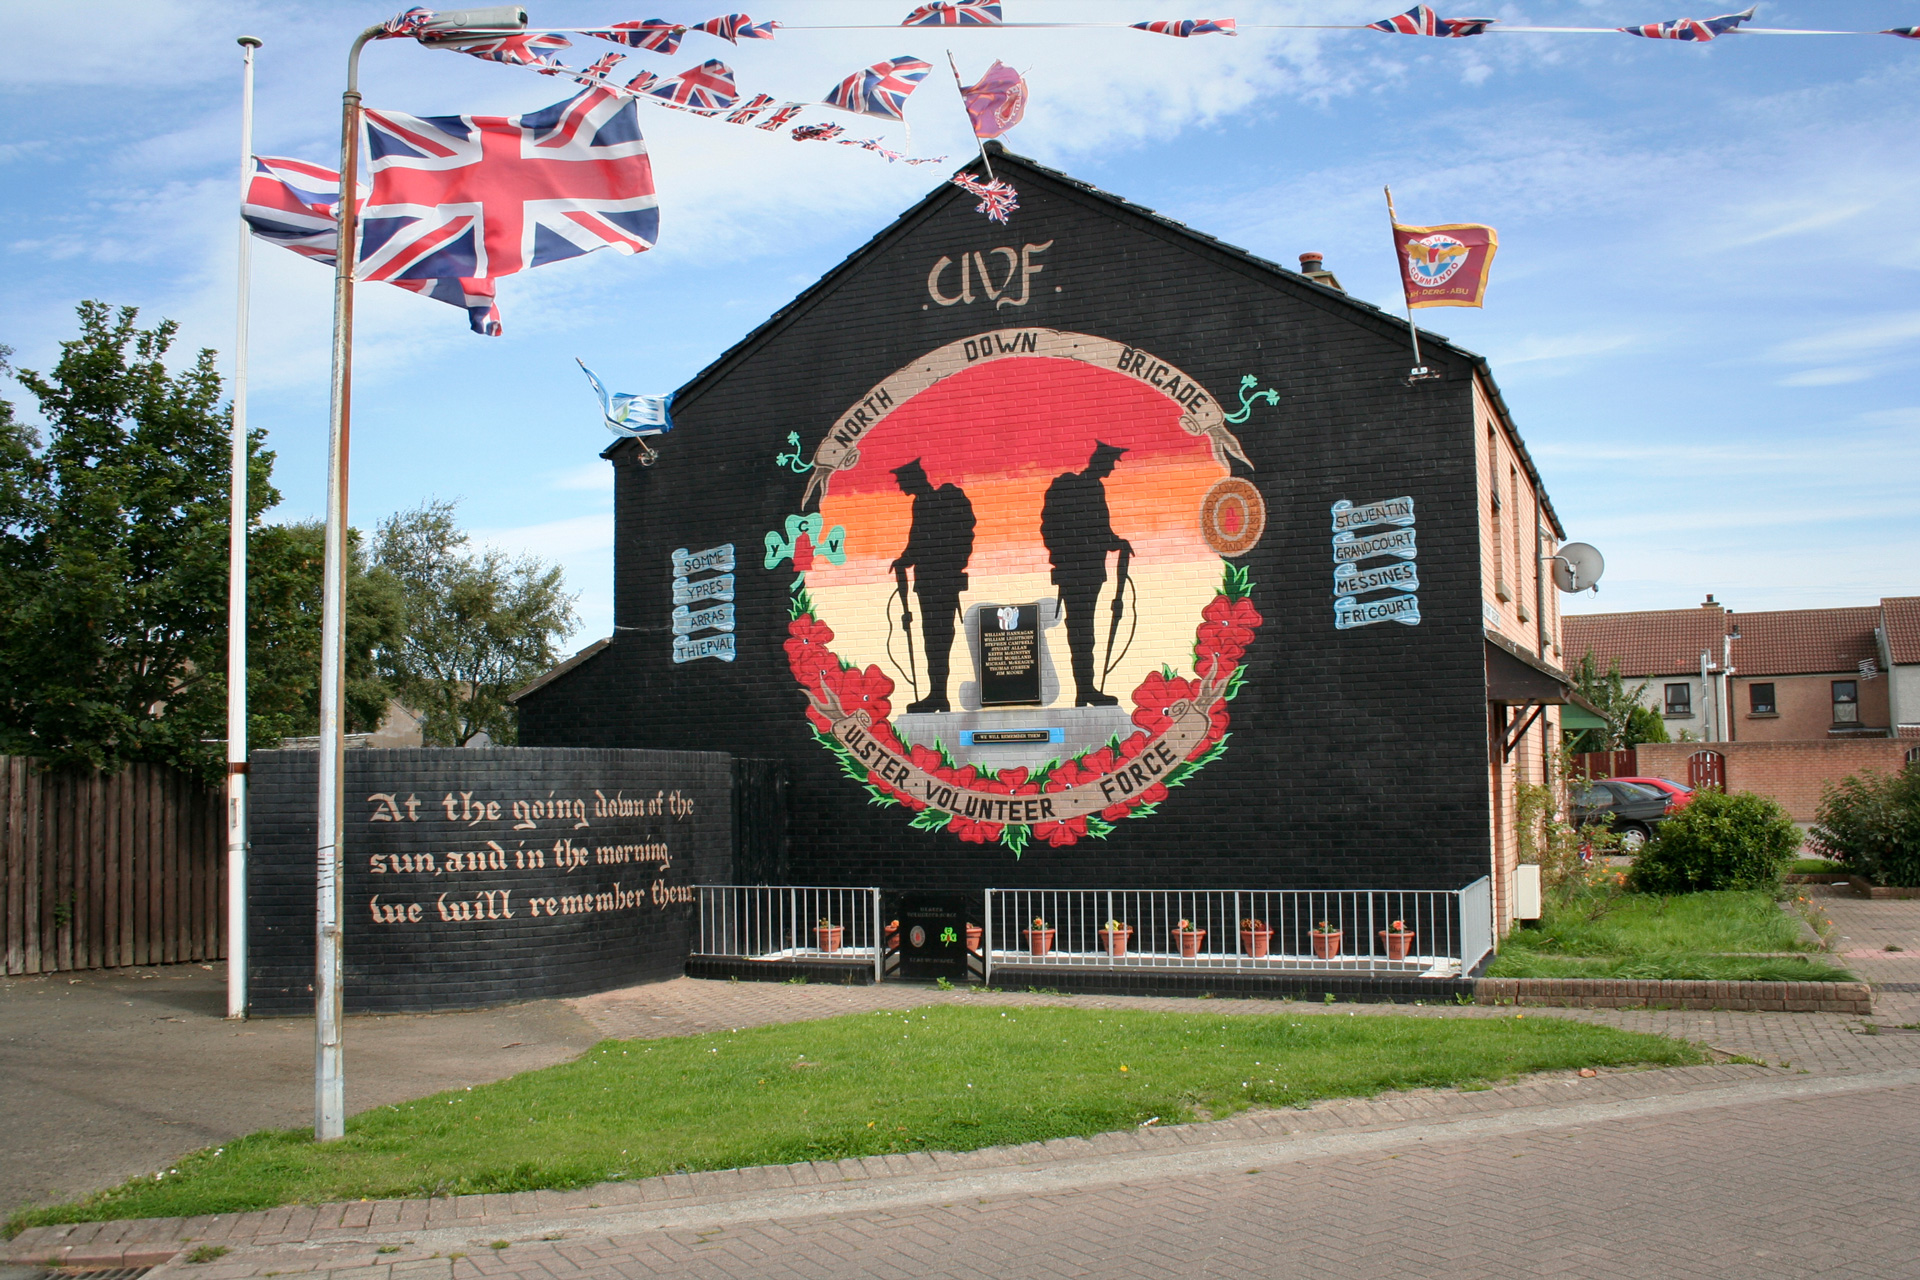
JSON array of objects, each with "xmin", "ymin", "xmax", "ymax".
[
  {"xmin": 1791, "ymin": 859, "xmax": 1848, "ymax": 878},
  {"xmin": 1506, "ymin": 889, "xmax": 1814, "ymax": 957},
  {"xmin": 1489, "ymin": 888, "xmax": 1853, "ymax": 981},
  {"xmin": 8, "ymin": 1005, "xmax": 1698, "ymax": 1231}
]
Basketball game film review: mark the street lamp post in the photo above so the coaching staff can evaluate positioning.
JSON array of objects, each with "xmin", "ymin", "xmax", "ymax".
[{"xmin": 314, "ymin": 6, "xmax": 528, "ymax": 1143}]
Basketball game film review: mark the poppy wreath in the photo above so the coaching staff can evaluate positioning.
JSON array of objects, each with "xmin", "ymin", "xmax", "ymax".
[{"xmin": 788, "ymin": 562, "xmax": 1259, "ymax": 856}]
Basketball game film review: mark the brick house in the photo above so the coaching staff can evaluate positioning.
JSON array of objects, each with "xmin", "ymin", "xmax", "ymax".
[
  {"xmin": 513, "ymin": 144, "xmax": 1583, "ymax": 946},
  {"xmin": 1566, "ymin": 599, "xmax": 1908, "ymax": 743}
]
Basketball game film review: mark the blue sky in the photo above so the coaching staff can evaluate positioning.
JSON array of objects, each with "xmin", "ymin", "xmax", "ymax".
[{"xmin": 4, "ymin": 1, "xmax": 1917, "ymax": 649}]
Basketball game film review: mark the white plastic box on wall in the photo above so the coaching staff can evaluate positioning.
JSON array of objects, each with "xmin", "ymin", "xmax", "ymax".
[{"xmin": 1515, "ymin": 864, "xmax": 1542, "ymax": 920}]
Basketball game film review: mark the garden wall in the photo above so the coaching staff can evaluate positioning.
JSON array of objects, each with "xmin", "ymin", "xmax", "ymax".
[
  {"xmin": 247, "ymin": 747, "xmax": 731, "ymax": 1014},
  {"xmin": 1635, "ymin": 739, "xmax": 1914, "ymax": 822}
]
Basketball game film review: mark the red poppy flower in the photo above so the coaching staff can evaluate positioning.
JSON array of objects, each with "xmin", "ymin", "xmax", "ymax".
[
  {"xmin": 1034, "ymin": 815, "xmax": 1087, "ymax": 846},
  {"xmin": 946, "ymin": 814, "xmax": 1003, "ymax": 844},
  {"xmin": 908, "ymin": 743, "xmax": 946, "ymax": 774},
  {"xmin": 784, "ymin": 615, "xmax": 836, "ymax": 689},
  {"xmin": 823, "ymin": 662, "xmax": 893, "ymax": 723}
]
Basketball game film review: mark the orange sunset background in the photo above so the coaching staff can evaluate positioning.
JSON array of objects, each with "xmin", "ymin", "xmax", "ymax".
[{"xmin": 805, "ymin": 357, "xmax": 1234, "ymax": 711}]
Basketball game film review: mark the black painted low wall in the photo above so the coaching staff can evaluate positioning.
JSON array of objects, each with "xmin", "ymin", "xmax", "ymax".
[{"xmin": 248, "ymin": 747, "xmax": 731, "ymax": 1015}]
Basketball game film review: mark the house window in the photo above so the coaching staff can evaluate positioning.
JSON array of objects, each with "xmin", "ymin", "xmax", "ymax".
[
  {"xmin": 1832, "ymin": 680, "xmax": 1859, "ymax": 724},
  {"xmin": 1665, "ymin": 683, "xmax": 1692, "ymax": 716},
  {"xmin": 1749, "ymin": 683, "xmax": 1776, "ymax": 715}
]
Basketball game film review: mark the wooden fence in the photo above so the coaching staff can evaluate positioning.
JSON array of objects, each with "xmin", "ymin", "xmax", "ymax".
[{"xmin": 1, "ymin": 757, "xmax": 226, "ymax": 975}]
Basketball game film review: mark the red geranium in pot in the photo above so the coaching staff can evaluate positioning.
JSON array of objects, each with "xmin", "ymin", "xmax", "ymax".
[
  {"xmin": 815, "ymin": 917, "xmax": 843, "ymax": 954},
  {"xmin": 1172, "ymin": 918, "xmax": 1207, "ymax": 959},
  {"xmin": 1025, "ymin": 916, "xmax": 1056, "ymax": 957},
  {"xmin": 1310, "ymin": 919, "xmax": 1343, "ymax": 960},
  {"xmin": 1379, "ymin": 919, "xmax": 1416, "ymax": 962},
  {"xmin": 1240, "ymin": 917, "xmax": 1272, "ymax": 958}
]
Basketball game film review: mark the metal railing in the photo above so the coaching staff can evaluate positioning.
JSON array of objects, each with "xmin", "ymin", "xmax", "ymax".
[
  {"xmin": 693, "ymin": 885, "xmax": 883, "ymax": 983},
  {"xmin": 982, "ymin": 880, "xmax": 1494, "ymax": 983}
]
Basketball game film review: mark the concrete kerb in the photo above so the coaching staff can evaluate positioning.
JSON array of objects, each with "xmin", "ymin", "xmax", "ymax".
[{"xmin": 1473, "ymin": 977, "xmax": 1873, "ymax": 1015}]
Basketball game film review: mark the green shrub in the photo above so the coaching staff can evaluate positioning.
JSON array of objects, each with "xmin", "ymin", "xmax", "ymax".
[
  {"xmin": 1808, "ymin": 767, "xmax": 1920, "ymax": 887},
  {"xmin": 1627, "ymin": 790, "xmax": 1800, "ymax": 894}
]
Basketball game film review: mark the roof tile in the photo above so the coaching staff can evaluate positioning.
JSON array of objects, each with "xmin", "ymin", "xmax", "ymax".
[{"xmin": 1882, "ymin": 596, "xmax": 1920, "ymax": 667}]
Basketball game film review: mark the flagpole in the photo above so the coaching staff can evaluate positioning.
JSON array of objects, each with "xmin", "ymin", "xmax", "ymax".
[
  {"xmin": 228, "ymin": 35, "xmax": 261, "ymax": 1022},
  {"xmin": 946, "ymin": 51, "xmax": 994, "ymax": 179},
  {"xmin": 316, "ymin": 23, "xmax": 383, "ymax": 1143},
  {"xmin": 1384, "ymin": 186, "xmax": 1437, "ymax": 382}
]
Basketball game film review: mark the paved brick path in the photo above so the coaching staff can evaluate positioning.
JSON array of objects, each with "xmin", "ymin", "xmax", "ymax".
[{"xmin": 13, "ymin": 892, "xmax": 1920, "ymax": 1279}]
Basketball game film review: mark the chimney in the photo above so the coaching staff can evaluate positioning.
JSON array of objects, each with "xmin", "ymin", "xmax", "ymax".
[
  {"xmin": 1702, "ymin": 594, "xmax": 1722, "ymax": 611},
  {"xmin": 1298, "ymin": 252, "xmax": 1344, "ymax": 293}
]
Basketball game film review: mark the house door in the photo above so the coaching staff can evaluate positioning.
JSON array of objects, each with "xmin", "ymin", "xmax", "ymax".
[{"xmin": 1687, "ymin": 749, "xmax": 1726, "ymax": 790}]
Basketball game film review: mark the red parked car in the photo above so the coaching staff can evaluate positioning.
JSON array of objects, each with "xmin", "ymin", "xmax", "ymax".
[{"xmin": 1608, "ymin": 777, "xmax": 1695, "ymax": 813}]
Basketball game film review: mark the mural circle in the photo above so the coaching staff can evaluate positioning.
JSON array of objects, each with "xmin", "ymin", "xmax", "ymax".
[
  {"xmin": 772, "ymin": 328, "xmax": 1264, "ymax": 854},
  {"xmin": 1200, "ymin": 478, "xmax": 1266, "ymax": 557}
]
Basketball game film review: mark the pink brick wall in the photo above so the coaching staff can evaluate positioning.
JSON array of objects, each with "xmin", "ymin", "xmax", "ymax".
[{"xmin": 1634, "ymin": 739, "xmax": 1914, "ymax": 823}]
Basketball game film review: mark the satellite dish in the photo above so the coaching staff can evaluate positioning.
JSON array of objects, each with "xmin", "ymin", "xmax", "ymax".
[{"xmin": 1549, "ymin": 542, "xmax": 1605, "ymax": 593}]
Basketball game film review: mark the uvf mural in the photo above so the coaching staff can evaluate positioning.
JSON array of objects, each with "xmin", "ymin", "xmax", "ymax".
[{"xmin": 774, "ymin": 328, "xmax": 1266, "ymax": 855}]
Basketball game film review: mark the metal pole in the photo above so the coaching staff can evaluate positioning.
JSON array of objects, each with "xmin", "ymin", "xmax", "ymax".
[
  {"xmin": 228, "ymin": 34, "xmax": 262, "ymax": 1023},
  {"xmin": 316, "ymin": 25, "xmax": 381, "ymax": 1143},
  {"xmin": 1383, "ymin": 186, "xmax": 1436, "ymax": 381}
]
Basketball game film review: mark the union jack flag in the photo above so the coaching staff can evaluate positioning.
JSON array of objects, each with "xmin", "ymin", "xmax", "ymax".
[
  {"xmin": 693, "ymin": 14, "xmax": 775, "ymax": 42},
  {"xmin": 1618, "ymin": 7, "xmax": 1754, "ymax": 40},
  {"xmin": 639, "ymin": 59, "xmax": 739, "ymax": 108},
  {"xmin": 900, "ymin": 1, "xmax": 1002, "ymax": 26},
  {"xmin": 1130, "ymin": 19, "xmax": 1237, "ymax": 37},
  {"xmin": 587, "ymin": 19, "xmax": 687, "ymax": 53},
  {"xmin": 379, "ymin": 6, "xmax": 435, "ymax": 38},
  {"xmin": 822, "ymin": 56, "xmax": 931, "ymax": 122},
  {"xmin": 360, "ymin": 87, "xmax": 657, "ymax": 283},
  {"xmin": 1367, "ymin": 6, "xmax": 1495, "ymax": 36},
  {"xmin": 1885, "ymin": 26, "xmax": 1920, "ymax": 38},
  {"xmin": 572, "ymin": 52, "xmax": 627, "ymax": 86},
  {"xmin": 241, "ymin": 155, "xmax": 503, "ymax": 335},
  {"xmin": 391, "ymin": 277, "xmax": 503, "ymax": 336},
  {"xmin": 725, "ymin": 92, "xmax": 776, "ymax": 123},
  {"xmin": 792, "ymin": 122, "xmax": 845, "ymax": 142},
  {"xmin": 443, "ymin": 30, "xmax": 573, "ymax": 68}
]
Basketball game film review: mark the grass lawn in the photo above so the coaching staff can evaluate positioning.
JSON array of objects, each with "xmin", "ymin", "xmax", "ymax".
[
  {"xmin": 1488, "ymin": 889, "xmax": 1855, "ymax": 982},
  {"xmin": 8, "ymin": 1005, "xmax": 1699, "ymax": 1231}
]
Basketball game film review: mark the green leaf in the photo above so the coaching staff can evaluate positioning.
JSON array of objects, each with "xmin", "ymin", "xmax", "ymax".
[
  {"xmin": 1085, "ymin": 815, "xmax": 1116, "ymax": 839},
  {"xmin": 909, "ymin": 808, "xmax": 952, "ymax": 832},
  {"xmin": 1001, "ymin": 824, "xmax": 1029, "ymax": 858}
]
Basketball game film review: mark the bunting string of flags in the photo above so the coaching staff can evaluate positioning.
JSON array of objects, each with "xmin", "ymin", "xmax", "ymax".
[{"xmin": 262, "ymin": 2, "xmax": 1916, "ymax": 336}]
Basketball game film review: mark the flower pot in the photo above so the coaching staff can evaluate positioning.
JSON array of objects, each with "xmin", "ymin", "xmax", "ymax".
[
  {"xmin": 883, "ymin": 920, "xmax": 900, "ymax": 951},
  {"xmin": 1173, "ymin": 928, "xmax": 1206, "ymax": 959},
  {"xmin": 966, "ymin": 923, "xmax": 984, "ymax": 954},
  {"xmin": 1379, "ymin": 930, "xmax": 1415, "ymax": 961},
  {"xmin": 1240, "ymin": 928, "xmax": 1272, "ymax": 959},
  {"xmin": 1310, "ymin": 929, "xmax": 1342, "ymax": 960},
  {"xmin": 815, "ymin": 925, "xmax": 844, "ymax": 954},
  {"xmin": 1098, "ymin": 927, "xmax": 1132, "ymax": 958},
  {"xmin": 1024, "ymin": 928, "xmax": 1056, "ymax": 957}
]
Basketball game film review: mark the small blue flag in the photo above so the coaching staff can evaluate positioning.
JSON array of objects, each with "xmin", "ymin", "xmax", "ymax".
[{"xmin": 576, "ymin": 358, "xmax": 673, "ymax": 437}]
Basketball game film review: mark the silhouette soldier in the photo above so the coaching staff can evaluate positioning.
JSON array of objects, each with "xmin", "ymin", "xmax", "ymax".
[
  {"xmin": 1041, "ymin": 442, "xmax": 1133, "ymax": 707},
  {"xmin": 889, "ymin": 459, "xmax": 975, "ymax": 714}
]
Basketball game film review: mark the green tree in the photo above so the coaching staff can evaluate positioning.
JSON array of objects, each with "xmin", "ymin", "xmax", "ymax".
[
  {"xmin": 373, "ymin": 500, "xmax": 576, "ymax": 747},
  {"xmin": 247, "ymin": 522, "xmax": 405, "ymax": 744},
  {"xmin": 0, "ymin": 304, "xmax": 277, "ymax": 780},
  {"xmin": 1565, "ymin": 650, "xmax": 1654, "ymax": 753}
]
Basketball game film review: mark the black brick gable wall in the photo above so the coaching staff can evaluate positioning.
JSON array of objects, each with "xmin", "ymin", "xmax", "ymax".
[{"xmin": 519, "ymin": 153, "xmax": 1489, "ymax": 896}]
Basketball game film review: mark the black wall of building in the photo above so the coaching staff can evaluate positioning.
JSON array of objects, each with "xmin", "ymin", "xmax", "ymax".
[
  {"xmin": 520, "ymin": 154, "xmax": 1489, "ymax": 895},
  {"xmin": 247, "ymin": 747, "xmax": 730, "ymax": 1014}
]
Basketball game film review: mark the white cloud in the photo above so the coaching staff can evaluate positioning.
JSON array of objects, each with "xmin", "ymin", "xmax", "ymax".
[
  {"xmin": 1770, "ymin": 312, "xmax": 1920, "ymax": 364},
  {"xmin": 1777, "ymin": 366, "xmax": 1874, "ymax": 387}
]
